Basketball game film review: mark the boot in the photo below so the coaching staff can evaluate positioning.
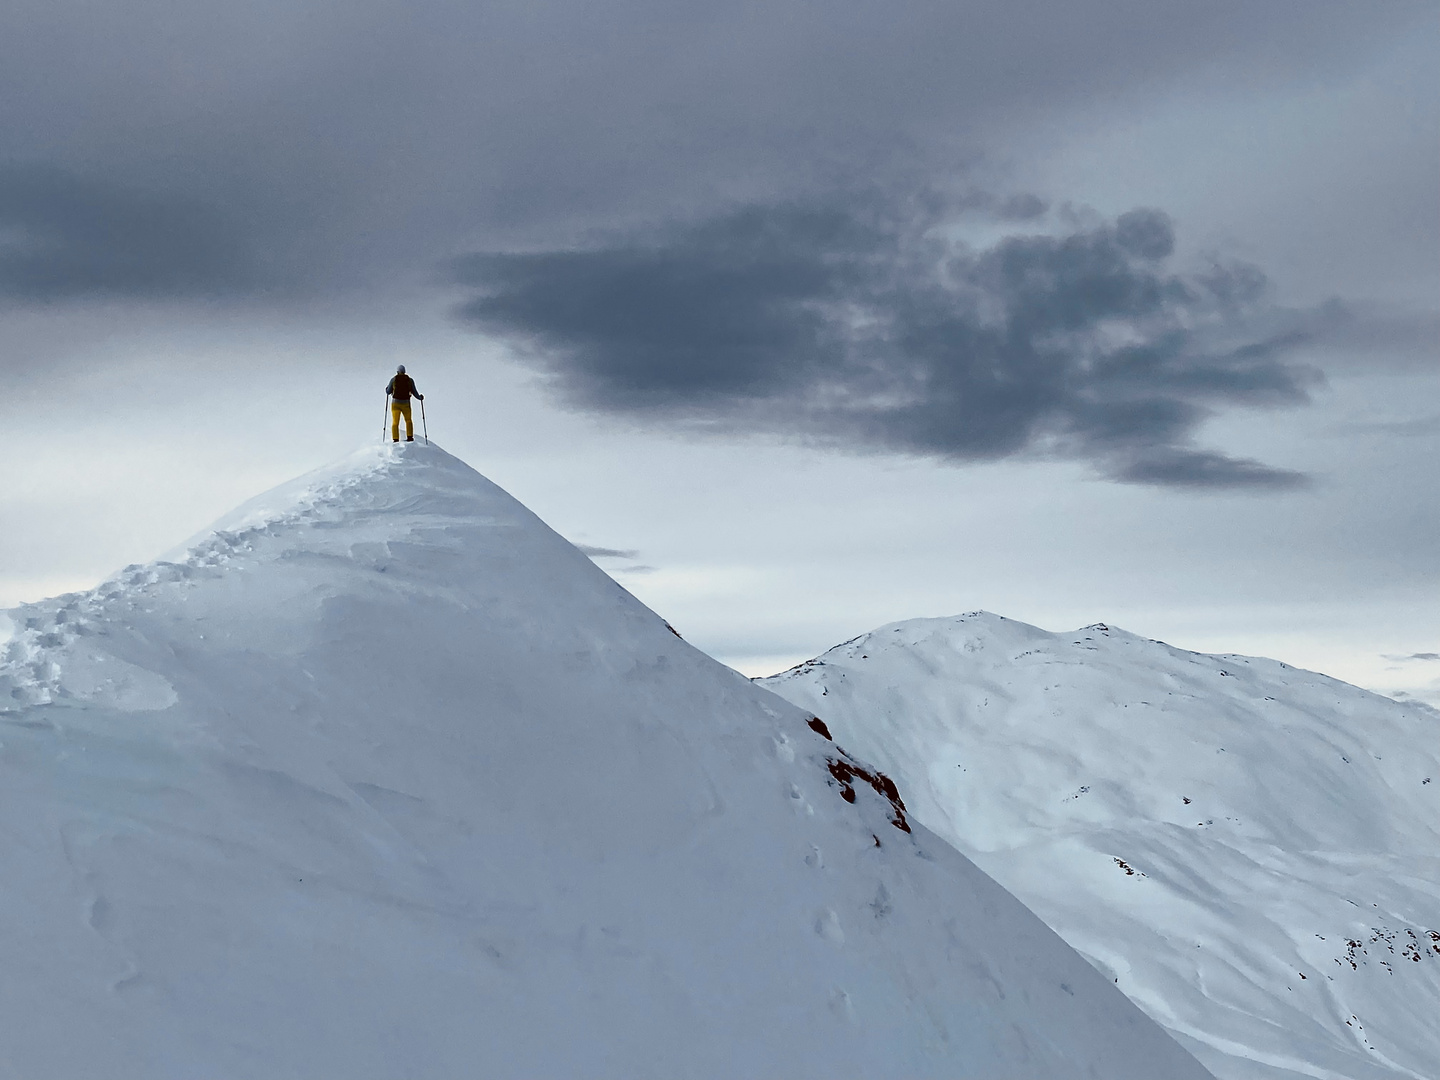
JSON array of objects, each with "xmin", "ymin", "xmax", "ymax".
[{"xmin": 406, "ymin": 435, "xmax": 415, "ymax": 442}]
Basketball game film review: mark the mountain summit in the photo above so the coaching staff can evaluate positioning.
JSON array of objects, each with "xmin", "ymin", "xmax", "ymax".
[
  {"xmin": 763, "ymin": 612, "xmax": 1440, "ymax": 1080},
  {"xmin": 0, "ymin": 444, "xmax": 1208, "ymax": 1079}
]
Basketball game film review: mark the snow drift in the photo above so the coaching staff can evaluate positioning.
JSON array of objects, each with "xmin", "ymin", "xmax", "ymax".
[
  {"xmin": 0, "ymin": 444, "xmax": 1209, "ymax": 1079},
  {"xmin": 762, "ymin": 613, "xmax": 1440, "ymax": 1080}
]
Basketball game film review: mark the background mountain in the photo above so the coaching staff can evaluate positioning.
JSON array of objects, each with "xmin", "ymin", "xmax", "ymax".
[
  {"xmin": 0, "ymin": 444, "xmax": 1208, "ymax": 1079},
  {"xmin": 762, "ymin": 613, "xmax": 1440, "ymax": 1080}
]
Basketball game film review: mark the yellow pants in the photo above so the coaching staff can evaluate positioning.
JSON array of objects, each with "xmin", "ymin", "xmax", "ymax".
[{"xmin": 391, "ymin": 400, "xmax": 413, "ymax": 440}]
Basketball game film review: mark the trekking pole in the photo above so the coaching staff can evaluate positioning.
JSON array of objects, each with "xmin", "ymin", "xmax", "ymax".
[
  {"xmin": 421, "ymin": 398, "xmax": 429, "ymax": 445},
  {"xmin": 382, "ymin": 394, "xmax": 390, "ymax": 442}
]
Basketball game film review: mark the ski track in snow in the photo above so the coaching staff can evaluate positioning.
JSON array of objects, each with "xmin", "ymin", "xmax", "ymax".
[
  {"xmin": 1, "ymin": 450, "xmax": 389, "ymax": 715},
  {"xmin": 762, "ymin": 614, "xmax": 1440, "ymax": 1080},
  {"xmin": 0, "ymin": 444, "xmax": 1212, "ymax": 1079}
]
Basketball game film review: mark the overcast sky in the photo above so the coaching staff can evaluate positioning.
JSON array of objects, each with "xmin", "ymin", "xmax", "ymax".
[{"xmin": 3, "ymin": 1, "xmax": 1436, "ymax": 705}]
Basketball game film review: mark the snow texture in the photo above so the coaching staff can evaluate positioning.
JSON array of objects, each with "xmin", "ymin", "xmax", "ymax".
[
  {"xmin": 0, "ymin": 444, "xmax": 1210, "ymax": 1079},
  {"xmin": 762, "ymin": 613, "xmax": 1440, "ymax": 1080}
]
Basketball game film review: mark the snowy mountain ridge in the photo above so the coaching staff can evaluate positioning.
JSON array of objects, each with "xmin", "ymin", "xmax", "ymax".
[
  {"xmin": 2, "ymin": 457, "xmax": 374, "ymax": 716},
  {"xmin": 762, "ymin": 612, "xmax": 1440, "ymax": 1080},
  {"xmin": 0, "ymin": 444, "xmax": 1210, "ymax": 1079}
]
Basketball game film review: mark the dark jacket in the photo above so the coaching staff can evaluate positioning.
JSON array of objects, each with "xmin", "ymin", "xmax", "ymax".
[{"xmin": 386, "ymin": 373, "xmax": 422, "ymax": 401}]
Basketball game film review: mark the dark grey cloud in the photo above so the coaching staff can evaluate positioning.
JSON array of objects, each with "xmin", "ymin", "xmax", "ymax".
[
  {"xmin": 454, "ymin": 197, "xmax": 1324, "ymax": 489},
  {"xmin": 0, "ymin": 165, "xmax": 250, "ymax": 301}
]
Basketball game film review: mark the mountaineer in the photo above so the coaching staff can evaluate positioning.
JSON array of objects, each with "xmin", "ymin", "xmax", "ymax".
[{"xmin": 385, "ymin": 365, "xmax": 424, "ymax": 442}]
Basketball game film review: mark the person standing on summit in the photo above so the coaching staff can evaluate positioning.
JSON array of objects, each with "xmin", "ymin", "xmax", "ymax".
[{"xmin": 386, "ymin": 365, "xmax": 424, "ymax": 442}]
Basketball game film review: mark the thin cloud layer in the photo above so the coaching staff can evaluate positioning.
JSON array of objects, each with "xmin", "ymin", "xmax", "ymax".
[
  {"xmin": 575, "ymin": 545, "xmax": 641, "ymax": 560},
  {"xmin": 455, "ymin": 198, "xmax": 1321, "ymax": 489},
  {"xmin": 0, "ymin": 1, "xmax": 1426, "ymax": 312}
]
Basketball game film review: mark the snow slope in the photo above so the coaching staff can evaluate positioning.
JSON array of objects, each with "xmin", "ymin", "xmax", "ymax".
[
  {"xmin": 0, "ymin": 445, "xmax": 1209, "ymax": 1079},
  {"xmin": 761, "ymin": 613, "xmax": 1440, "ymax": 1080}
]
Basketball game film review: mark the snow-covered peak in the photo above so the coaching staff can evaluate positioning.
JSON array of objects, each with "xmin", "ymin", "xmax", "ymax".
[
  {"xmin": 205, "ymin": 439, "xmax": 520, "ymax": 523},
  {"xmin": 763, "ymin": 612, "xmax": 1440, "ymax": 1080},
  {"xmin": 0, "ymin": 446, "xmax": 1209, "ymax": 1079}
]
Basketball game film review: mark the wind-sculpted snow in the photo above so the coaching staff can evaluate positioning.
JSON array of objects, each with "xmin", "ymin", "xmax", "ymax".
[
  {"xmin": 0, "ymin": 444, "xmax": 1209, "ymax": 1079},
  {"xmin": 762, "ymin": 613, "xmax": 1440, "ymax": 1080}
]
